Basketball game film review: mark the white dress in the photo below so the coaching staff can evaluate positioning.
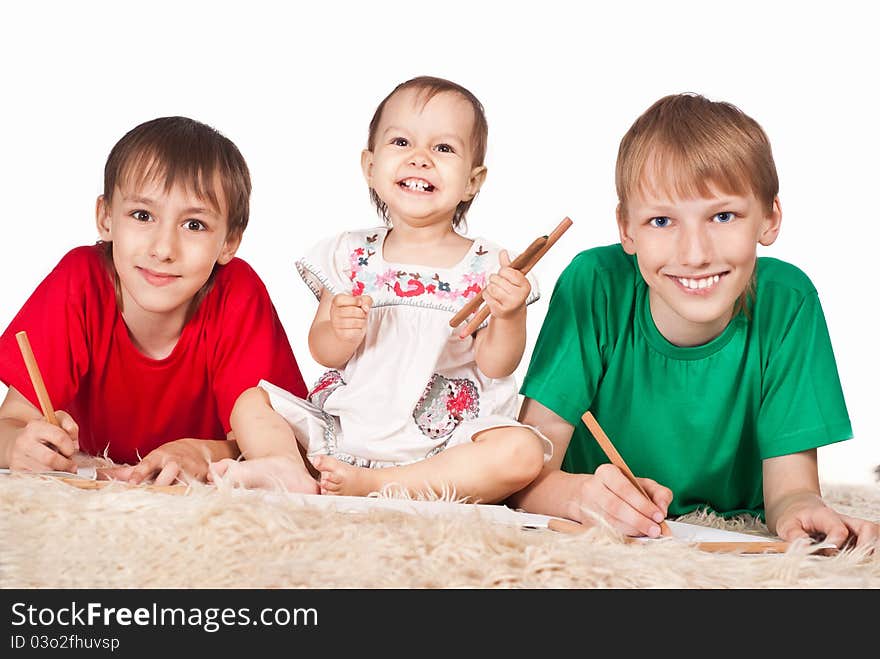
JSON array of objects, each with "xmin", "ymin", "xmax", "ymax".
[{"xmin": 260, "ymin": 227, "xmax": 552, "ymax": 468}]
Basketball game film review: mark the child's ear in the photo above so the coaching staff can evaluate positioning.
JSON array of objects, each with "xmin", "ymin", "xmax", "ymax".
[
  {"xmin": 95, "ymin": 195, "xmax": 112, "ymax": 241},
  {"xmin": 216, "ymin": 231, "xmax": 242, "ymax": 266},
  {"xmin": 360, "ymin": 149, "xmax": 374, "ymax": 186},
  {"xmin": 758, "ymin": 197, "xmax": 782, "ymax": 247},
  {"xmin": 616, "ymin": 203, "xmax": 637, "ymax": 255},
  {"xmin": 463, "ymin": 165, "xmax": 487, "ymax": 201}
]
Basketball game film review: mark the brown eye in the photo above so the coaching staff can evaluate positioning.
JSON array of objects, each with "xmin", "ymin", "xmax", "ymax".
[
  {"xmin": 131, "ymin": 210, "xmax": 151, "ymax": 222},
  {"xmin": 184, "ymin": 219, "xmax": 207, "ymax": 232}
]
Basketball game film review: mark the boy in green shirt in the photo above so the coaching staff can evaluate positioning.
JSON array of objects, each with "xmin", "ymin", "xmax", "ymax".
[{"xmin": 511, "ymin": 93, "xmax": 878, "ymax": 550}]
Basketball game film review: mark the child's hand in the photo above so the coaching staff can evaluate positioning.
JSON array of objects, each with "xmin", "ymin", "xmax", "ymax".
[
  {"xmin": 5, "ymin": 410, "xmax": 79, "ymax": 473},
  {"xmin": 572, "ymin": 464, "xmax": 673, "ymax": 538},
  {"xmin": 774, "ymin": 492, "xmax": 879, "ymax": 552},
  {"xmin": 482, "ymin": 250, "xmax": 530, "ymax": 321},
  {"xmin": 107, "ymin": 438, "xmax": 220, "ymax": 486},
  {"xmin": 329, "ymin": 294, "xmax": 373, "ymax": 344}
]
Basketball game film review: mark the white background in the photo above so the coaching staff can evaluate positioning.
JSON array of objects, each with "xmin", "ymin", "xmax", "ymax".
[{"xmin": 1, "ymin": 1, "xmax": 877, "ymax": 485}]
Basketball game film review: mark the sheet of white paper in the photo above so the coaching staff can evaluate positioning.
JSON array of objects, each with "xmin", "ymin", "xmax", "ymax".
[{"xmin": 0, "ymin": 466, "xmax": 97, "ymax": 480}]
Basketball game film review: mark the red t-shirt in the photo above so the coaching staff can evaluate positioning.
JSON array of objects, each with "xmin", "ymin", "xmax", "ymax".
[{"xmin": 0, "ymin": 245, "xmax": 307, "ymax": 464}]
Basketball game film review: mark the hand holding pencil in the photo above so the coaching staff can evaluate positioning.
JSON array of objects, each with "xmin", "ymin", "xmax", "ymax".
[
  {"xmin": 581, "ymin": 411, "xmax": 673, "ymax": 538},
  {"xmin": 1, "ymin": 331, "xmax": 80, "ymax": 474}
]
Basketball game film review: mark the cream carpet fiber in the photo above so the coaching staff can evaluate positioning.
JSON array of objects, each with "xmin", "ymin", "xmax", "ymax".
[{"xmin": 2, "ymin": 476, "xmax": 878, "ymax": 588}]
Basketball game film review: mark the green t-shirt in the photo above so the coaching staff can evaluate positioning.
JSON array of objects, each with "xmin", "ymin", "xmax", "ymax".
[{"xmin": 520, "ymin": 244, "xmax": 852, "ymax": 518}]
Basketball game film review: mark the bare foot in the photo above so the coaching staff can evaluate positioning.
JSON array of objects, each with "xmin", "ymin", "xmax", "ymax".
[
  {"xmin": 311, "ymin": 455, "xmax": 378, "ymax": 496},
  {"xmin": 209, "ymin": 455, "xmax": 319, "ymax": 494}
]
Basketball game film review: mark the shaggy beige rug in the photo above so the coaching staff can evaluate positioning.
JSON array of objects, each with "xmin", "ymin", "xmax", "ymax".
[{"xmin": 1, "ymin": 475, "xmax": 878, "ymax": 588}]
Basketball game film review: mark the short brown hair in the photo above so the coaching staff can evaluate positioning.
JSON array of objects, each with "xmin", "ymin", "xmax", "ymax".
[
  {"xmin": 366, "ymin": 76, "xmax": 488, "ymax": 228},
  {"xmin": 103, "ymin": 116, "xmax": 251, "ymax": 242},
  {"xmin": 616, "ymin": 93, "xmax": 778, "ymax": 218},
  {"xmin": 101, "ymin": 116, "xmax": 251, "ymax": 316}
]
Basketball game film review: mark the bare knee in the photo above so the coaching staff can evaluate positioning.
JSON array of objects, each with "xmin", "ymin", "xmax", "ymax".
[
  {"xmin": 230, "ymin": 386, "xmax": 271, "ymax": 429},
  {"xmin": 483, "ymin": 427, "xmax": 545, "ymax": 488}
]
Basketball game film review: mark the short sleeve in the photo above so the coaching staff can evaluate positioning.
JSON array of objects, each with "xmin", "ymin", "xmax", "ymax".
[
  {"xmin": 756, "ymin": 291, "xmax": 852, "ymax": 458},
  {"xmin": 0, "ymin": 248, "xmax": 96, "ymax": 411},
  {"xmin": 208, "ymin": 260, "xmax": 308, "ymax": 431},
  {"xmin": 295, "ymin": 232, "xmax": 353, "ymax": 299},
  {"xmin": 520, "ymin": 255, "xmax": 605, "ymax": 426}
]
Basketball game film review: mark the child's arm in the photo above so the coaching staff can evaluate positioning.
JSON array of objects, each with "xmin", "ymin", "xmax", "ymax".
[
  {"xmin": 473, "ymin": 251, "xmax": 530, "ymax": 378},
  {"xmin": 509, "ymin": 398, "xmax": 672, "ymax": 538},
  {"xmin": 764, "ymin": 449, "xmax": 879, "ymax": 549},
  {"xmin": 0, "ymin": 386, "xmax": 79, "ymax": 473},
  {"xmin": 308, "ymin": 288, "xmax": 372, "ymax": 369}
]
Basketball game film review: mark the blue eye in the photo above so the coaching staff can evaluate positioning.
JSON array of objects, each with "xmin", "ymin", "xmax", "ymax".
[
  {"xmin": 131, "ymin": 210, "xmax": 152, "ymax": 222},
  {"xmin": 713, "ymin": 212, "xmax": 734, "ymax": 223},
  {"xmin": 649, "ymin": 216, "xmax": 670, "ymax": 228},
  {"xmin": 391, "ymin": 137, "xmax": 409, "ymax": 147},
  {"xmin": 435, "ymin": 143, "xmax": 453, "ymax": 153}
]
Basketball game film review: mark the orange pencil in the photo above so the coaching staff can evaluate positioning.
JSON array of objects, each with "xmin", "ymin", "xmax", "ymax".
[{"xmin": 15, "ymin": 331, "xmax": 59, "ymax": 426}]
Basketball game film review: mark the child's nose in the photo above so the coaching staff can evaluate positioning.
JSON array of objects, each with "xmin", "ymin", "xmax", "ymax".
[
  {"xmin": 150, "ymin": 223, "xmax": 177, "ymax": 261},
  {"xmin": 677, "ymin": 225, "xmax": 712, "ymax": 266},
  {"xmin": 408, "ymin": 149, "xmax": 432, "ymax": 168}
]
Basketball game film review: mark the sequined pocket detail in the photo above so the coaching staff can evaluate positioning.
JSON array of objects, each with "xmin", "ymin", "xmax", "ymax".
[
  {"xmin": 308, "ymin": 370, "xmax": 345, "ymax": 409},
  {"xmin": 413, "ymin": 373, "xmax": 480, "ymax": 439}
]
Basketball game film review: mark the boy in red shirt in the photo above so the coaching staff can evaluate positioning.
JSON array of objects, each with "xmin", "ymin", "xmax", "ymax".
[{"xmin": 0, "ymin": 116, "xmax": 307, "ymax": 485}]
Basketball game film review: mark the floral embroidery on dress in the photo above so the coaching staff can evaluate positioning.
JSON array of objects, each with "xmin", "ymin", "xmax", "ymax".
[
  {"xmin": 345, "ymin": 232, "xmax": 488, "ymax": 306},
  {"xmin": 308, "ymin": 370, "xmax": 345, "ymax": 409},
  {"xmin": 412, "ymin": 373, "xmax": 480, "ymax": 439}
]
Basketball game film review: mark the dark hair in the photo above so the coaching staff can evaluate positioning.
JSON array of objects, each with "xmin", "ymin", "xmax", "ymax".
[
  {"xmin": 366, "ymin": 76, "xmax": 488, "ymax": 228},
  {"xmin": 100, "ymin": 116, "xmax": 251, "ymax": 315},
  {"xmin": 103, "ymin": 116, "xmax": 251, "ymax": 241}
]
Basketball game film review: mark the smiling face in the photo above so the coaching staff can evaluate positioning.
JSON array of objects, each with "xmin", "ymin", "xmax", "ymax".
[
  {"xmin": 361, "ymin": 87, "xmax": 487, "ymax": 230},
  {"xmin": 96, "ymin": 176, "xmax": 240, "ymax": 334},
  {"xmin": 618, "ymin": 182, "xmax": 781, "ymax": 346}
]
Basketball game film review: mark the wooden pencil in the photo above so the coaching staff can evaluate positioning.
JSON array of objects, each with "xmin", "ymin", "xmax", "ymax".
[
  {"xmin": 448, "ymin": 235, "xmax": 547, "ymax": 328},
  {"xmin": 456, "ymin": 217, "xmax": 573, "ymax": 339},
  {"xmin": 15, "ymin": 330, "xmax": 59, "ymax": 426}
]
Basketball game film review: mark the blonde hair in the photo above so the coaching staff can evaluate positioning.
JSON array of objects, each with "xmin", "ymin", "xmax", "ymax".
[{"xmin": 616, "ymin": 94, "xmax": 779, "ymax": 315}]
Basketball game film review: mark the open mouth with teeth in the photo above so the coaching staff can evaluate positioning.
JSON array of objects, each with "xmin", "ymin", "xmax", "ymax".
[
  {"xmin": 669, "ymin": 272, "xmax": 727, "ymax": 292},
  {"xmin": 398, "ymin": 177, "xmax": 435, "ymax": 193}
]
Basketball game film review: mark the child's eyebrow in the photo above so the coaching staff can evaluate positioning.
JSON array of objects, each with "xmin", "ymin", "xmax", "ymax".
[
  {"xmin": 123, "ymin": 195, "xmax": 158, "ymax": 205},
  {"xmin": 123, "ymin": 196, "xmax": 217, "ymax": 216}
]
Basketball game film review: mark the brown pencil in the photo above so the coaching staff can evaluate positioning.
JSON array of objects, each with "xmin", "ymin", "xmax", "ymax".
[
  {"xmin": 581, "ymin": 410, "xmax": 672, "ymax": 536},
  {"xmin": 455, "ymin": 217, "xmax": 573, "ymax": 339},
  {"xmin": 448, "ymin": 235, "xmax": 547, "ymax": 328},
  {"xmin": 15, "ymin": 330, "xmax": 59, "ymax": 426}
]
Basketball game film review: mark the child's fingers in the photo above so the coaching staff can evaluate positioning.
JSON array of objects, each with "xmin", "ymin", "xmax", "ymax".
[
  {"xmin": 128, "ymin": 456, "xmax": 163, "ymax": 485},
  {"xmin": 29, "ymin": 441, "xmax": 78, "ymax": 473},
  {"xmin": 31, "ymin": 421, "xmax": 78, "ymax": 458},
  {"xmin": 153, "ymin": 461, "xmax": 181, "ymax": 487},
  {"xmin": 487, "ymin": 274, "xmax": 516, "ymax": 298},
  {"xmin": 333, "ymin": 294, "xmax": 370, "ymax": 310},
  {"xmin": 357, "ymin": 295, "xmax": 373, "ymax": 313},
  {"xmin": 640, "ymin": 478, "xmax": 673, "ymax": 516},
  {"xmin": 595, "ymin": 464, "xmax": 666, "ymax": 535},
  {"xmin": 54, "ymin": 410, "xmax": 80, "ymax": 449},
  {"xmin": 498, "ymin": 249, "xmax": 511, "ymax": 267}
]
